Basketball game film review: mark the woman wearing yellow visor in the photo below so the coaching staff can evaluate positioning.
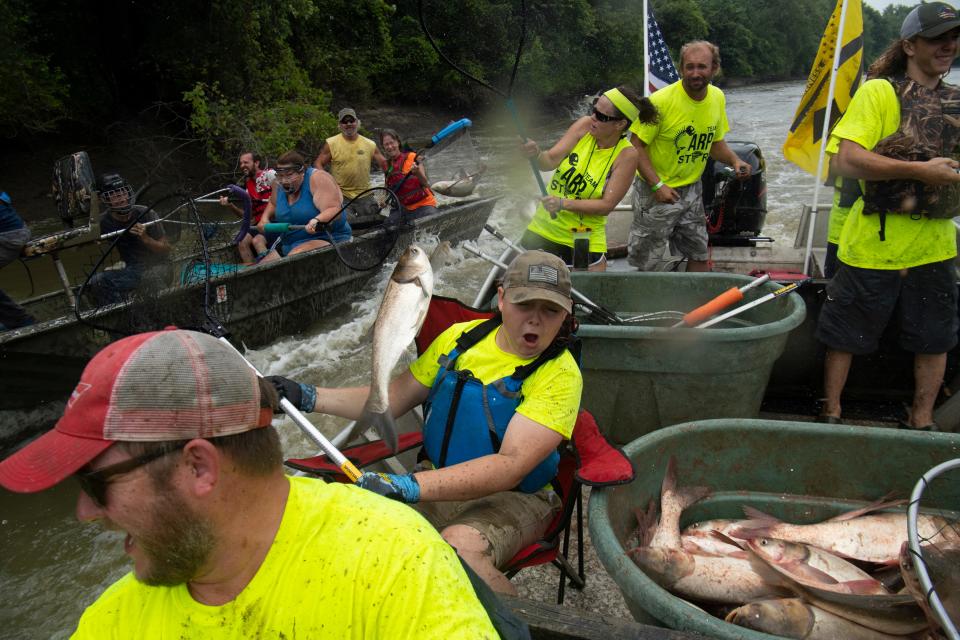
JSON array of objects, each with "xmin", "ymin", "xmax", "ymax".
[{"xmin": 520, "ymin": 86, "xmax": 657, "ymax": 268}]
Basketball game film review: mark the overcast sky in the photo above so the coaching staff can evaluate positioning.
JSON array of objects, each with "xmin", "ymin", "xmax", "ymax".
[{"xmin": 864, "ymin": 0, "xmax": 912, "ymax": 11}]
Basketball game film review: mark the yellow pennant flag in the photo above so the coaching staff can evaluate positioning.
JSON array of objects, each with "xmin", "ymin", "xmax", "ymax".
[{"xmin": 783, "ymin": 0, "xmax": 865, "ymax": 177}]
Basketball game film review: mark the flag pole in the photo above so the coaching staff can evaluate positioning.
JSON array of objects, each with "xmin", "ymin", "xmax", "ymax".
[
  {"xmin": 803, "ymin": 0, "xmax": 850, "ymax": 275},
  {"xmin": 643, "ymin": 0, "xmax": 651, "ymax": 97}
]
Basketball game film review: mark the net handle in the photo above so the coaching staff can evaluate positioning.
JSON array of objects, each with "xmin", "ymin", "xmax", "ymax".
[{"xmin": 417, "ymin": 0, "xmax": 546, "ymax": 195}]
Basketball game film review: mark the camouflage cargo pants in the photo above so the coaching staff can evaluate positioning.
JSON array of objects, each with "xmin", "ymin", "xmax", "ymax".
[{"xmin": 627, "ymin": 178, "xmax": 708, "ymax": 271}]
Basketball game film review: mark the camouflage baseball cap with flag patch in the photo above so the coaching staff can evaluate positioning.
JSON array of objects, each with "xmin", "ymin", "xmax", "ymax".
[{"xmin": 502, "ymin": 250, "xmax": 573, "ymax": 313}]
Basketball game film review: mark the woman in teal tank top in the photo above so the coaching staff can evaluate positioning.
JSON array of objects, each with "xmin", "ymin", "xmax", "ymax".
[
  {"xmin": 520, "ymin": 86, "xmax": 657, "ymax": 266},
  {"xmin": 257, "ymin": 150, "xmax": 351, "ymax": 264}
]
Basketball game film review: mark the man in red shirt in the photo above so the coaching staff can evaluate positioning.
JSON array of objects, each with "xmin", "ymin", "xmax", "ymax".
[{"xmin": 220, "ymin": 151, "xmax": 275, "ymax": 263}]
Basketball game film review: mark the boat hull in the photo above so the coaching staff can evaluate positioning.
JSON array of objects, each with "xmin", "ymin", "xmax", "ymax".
[{"xmin": 0, "ymin": 197, "xmax": 498, "ymax": 450}]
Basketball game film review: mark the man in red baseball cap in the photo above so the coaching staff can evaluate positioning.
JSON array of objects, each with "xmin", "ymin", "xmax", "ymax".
[{"xmin": 0, "ymin": 329, "xmax": 497, "ymax": 638}]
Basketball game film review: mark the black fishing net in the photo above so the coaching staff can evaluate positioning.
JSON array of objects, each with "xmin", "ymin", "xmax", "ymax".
[
  {"xmin": 74, "ymin": 188, "xmax": 246, "ymax": 337},
  {"xmin": 421, "ymin": 128, "xmax": 486, "ymax": 198},
  {"xmin": 327, "ymin": 186, "xmax": 402, "ymax": 272},
  {"xmin": 907, "ymin": 459, "xmax": 960, "ymax": 635}
]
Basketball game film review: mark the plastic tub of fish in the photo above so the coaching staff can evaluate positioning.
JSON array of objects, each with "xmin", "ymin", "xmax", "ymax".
[
  {"xmin": 589, "ymin": 419, "xmax": 960, "ymax": 639},
  {"xmin": 571, "ymin": 272, "xmax": 805, "ymax": 445}
]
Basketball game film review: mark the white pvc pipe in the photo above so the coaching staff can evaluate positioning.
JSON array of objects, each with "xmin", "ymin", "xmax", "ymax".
[{"xmin": 803, "ymin": 0, "xmax": 851, "ymax": 275}]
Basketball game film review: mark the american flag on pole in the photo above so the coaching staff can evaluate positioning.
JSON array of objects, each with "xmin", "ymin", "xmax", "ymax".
[{"xmin": 646, "ymin": 6, "xmax": 679, "ymax": 93}]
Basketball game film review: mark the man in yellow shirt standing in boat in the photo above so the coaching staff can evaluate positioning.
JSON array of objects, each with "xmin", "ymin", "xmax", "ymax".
[
  {"xmin": 818, "ymin": 2, "xmax": 960, "ymax": 431},
  {"xmin": 314, "ymin": 107, "xmax": 388, "ymax": 221},
  {"xmin": 628, "ymin": 40, "xmax": 751, "ymax": 272},
  {"xmin": 0, "ymin": 329, "xmax": 498, "ymax": 638}
]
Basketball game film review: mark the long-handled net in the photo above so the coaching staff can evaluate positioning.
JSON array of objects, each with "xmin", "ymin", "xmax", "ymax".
[
  {"xmin": 907, "ymin": 458, "xmax": 960, "ymax": 639},
  {"xmin": 72, "ymin": 179, "xmax": 414, "ymax": 337},
  {"xmin": 74, "ymin": 188, "xmax": 250, "ymax": 337},
  {"xmin": 76, "ymin": 183, "xmax": 365, "ymax": 477},
  {"xmin": 313, "ymin": 185, "xmax": 402, "ymax": 272},
  {"xmin": 420, "ymin": 128, "xmax": 486, "ymax": 198},
  {"xmin": 417, "ymin": 0, "xmax": 545, "ymax": 196}
]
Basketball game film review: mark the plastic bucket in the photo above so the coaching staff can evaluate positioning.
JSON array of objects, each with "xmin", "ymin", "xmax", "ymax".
[
  {"xmin": 588, "ymin": 419, "xmax": 960, "ymax": 638},
  {"xmin": 572, "ymin": 272, "xmax": 805, "ymax": 445}
]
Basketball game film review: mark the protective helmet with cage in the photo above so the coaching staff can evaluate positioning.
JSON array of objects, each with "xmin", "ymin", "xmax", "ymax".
[{"xmin": 98, "ymin": 172, "xmax": 134, "ymax": 213}]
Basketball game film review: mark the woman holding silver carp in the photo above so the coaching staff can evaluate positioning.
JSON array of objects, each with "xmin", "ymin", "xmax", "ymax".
[{"xmin": 269, "ymin": 250, "xmax": 582, "ymax": 595}]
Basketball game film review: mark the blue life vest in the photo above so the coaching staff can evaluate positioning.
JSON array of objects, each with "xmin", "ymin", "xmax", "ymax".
[{"xmin": 422, "ymin": 318, "xmax": 567, "ymax": 493}]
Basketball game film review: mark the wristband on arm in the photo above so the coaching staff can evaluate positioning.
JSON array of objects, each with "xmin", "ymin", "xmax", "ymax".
[{"xmin": 652, "ymin": 180, "xmax": 665, "ymax": 192}]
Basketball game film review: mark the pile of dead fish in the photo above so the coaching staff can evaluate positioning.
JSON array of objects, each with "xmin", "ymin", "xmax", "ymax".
[{"xmin": 627, "ymin": 458, "xmax": 960, "ymax": 639}]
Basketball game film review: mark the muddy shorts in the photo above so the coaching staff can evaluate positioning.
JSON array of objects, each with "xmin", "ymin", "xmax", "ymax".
[
  {"xmin": 627, "ymin": 178, "xmax": 709, "ymax": 271},
  {"xmin": 415, "ymin": 489, "xmax": 561, "ymax": 569},
  {"xmin": 816, "ymin": 260, "xmax": 959, "ymax": 355}
]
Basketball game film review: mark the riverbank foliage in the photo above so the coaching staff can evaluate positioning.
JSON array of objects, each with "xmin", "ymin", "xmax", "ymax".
[{"xmin": 4, "ymin": 0, "xmax": 916, "ymax": 164}]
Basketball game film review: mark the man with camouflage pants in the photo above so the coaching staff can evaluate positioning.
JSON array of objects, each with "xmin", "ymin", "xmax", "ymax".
[
  {"xmin": 628, "ymin": 40, "xmax": 750, "ymax": 272},
  {"xmin": 817, "ymin": 3, "xmax": 960, "ymax": 430}
]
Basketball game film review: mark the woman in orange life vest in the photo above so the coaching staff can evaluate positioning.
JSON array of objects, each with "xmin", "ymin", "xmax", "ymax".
[
  {"xmin": 380, "ymin": 129, "xmax": 440, "ymax": 220},
  {"xmin": 519, "ymin": 86, "xmax": 657, "ymax": 266}
]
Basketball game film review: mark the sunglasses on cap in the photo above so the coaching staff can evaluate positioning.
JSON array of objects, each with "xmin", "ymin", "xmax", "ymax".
[{"xmin": 75, "ymin": 446, "xmax": 179, "ymax": 508}]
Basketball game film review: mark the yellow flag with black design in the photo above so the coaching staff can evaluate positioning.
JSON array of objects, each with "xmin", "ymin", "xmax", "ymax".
[{"xmin": 783, "ymin": 0, "xmax": 865, "ymax": 177}]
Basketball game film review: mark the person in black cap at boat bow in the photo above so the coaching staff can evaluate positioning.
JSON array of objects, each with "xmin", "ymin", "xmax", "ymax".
[
  {"xmin": 817, "ymin": 2, "xmax": 960, "ymax": 431},
  {"xmin": 88, "ymin": 172, "xmax": 171, "ymax": 305}
]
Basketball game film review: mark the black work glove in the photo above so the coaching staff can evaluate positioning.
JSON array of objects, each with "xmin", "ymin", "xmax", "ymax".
[{"xmin": 265, "ymin": 375, "xmax": 316, "ymax": 413}]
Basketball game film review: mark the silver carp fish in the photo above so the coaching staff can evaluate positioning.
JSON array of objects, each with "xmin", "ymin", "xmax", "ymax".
[{"xmin": 356, "ymin": 245, "xmax": 433, "ymax": 452}]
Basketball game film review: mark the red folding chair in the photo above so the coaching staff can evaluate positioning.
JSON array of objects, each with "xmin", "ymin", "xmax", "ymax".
[
  {"xmin": 502, "ymin": 409, "xmax": 634, "ymax": 604},
  {"xmin": 284, "ymin": 296, "xmax": 635, "ymax": 604}
]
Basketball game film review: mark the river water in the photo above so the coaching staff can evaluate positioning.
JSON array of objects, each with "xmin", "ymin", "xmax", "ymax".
[{"xmin": 0, "ymin": 80, "xmax": 816, "ymax": 638}]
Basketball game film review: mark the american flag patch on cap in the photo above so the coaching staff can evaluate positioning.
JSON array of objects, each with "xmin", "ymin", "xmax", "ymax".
[{"xmin": 528, "ymin": 264, "xmax": 559, "ymax": 285}]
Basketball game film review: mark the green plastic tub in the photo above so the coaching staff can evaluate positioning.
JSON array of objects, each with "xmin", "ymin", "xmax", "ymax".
[
  {"xmin": 589, "ymin": 419, "xmax": 960, "ymax": 639},
  {"xmin": 571, "ymin": 272, "xmax": 805, "ymax": 445}
]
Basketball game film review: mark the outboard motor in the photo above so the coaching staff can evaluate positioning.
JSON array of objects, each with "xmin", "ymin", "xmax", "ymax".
[
  {"xmin": 51, "ymin": 151, "xmax": 97, "ymax": 228},
  {"xmin": 701, "ymin": 141, "xmax": 767, "ymax": 246}
]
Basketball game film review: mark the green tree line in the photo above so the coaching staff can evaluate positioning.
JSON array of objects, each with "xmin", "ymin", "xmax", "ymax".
[{"xmin": 3, "ymin": 0, "xmax": 915, "ymax": 163}]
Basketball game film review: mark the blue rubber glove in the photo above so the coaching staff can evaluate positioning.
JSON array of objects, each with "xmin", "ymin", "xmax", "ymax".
[
  {"xmin": 264, "ymin": 375, "xmax": 316, "ymax": 413},
  {"xmin": 355, "ymin": 471, "xmax": 421, "ymax": 503}
]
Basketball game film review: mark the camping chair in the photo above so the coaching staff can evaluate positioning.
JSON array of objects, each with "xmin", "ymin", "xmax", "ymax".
[
  {"xmin": 284, "ymin": 295, "xmax": 635, "ymax": 603},
  {"xmin": 501, "ymin": 409, "xmax": 634, "ymax": 603}
]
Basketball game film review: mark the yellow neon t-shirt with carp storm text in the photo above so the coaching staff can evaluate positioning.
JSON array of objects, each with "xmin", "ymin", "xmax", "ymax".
[
  {"xmin": 630, "ymin": 81, "xmax": 730, "ymax": 188},
  {"xmin": 525, "ymin": 132, "xmax": 633, "ymax": 253}
]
